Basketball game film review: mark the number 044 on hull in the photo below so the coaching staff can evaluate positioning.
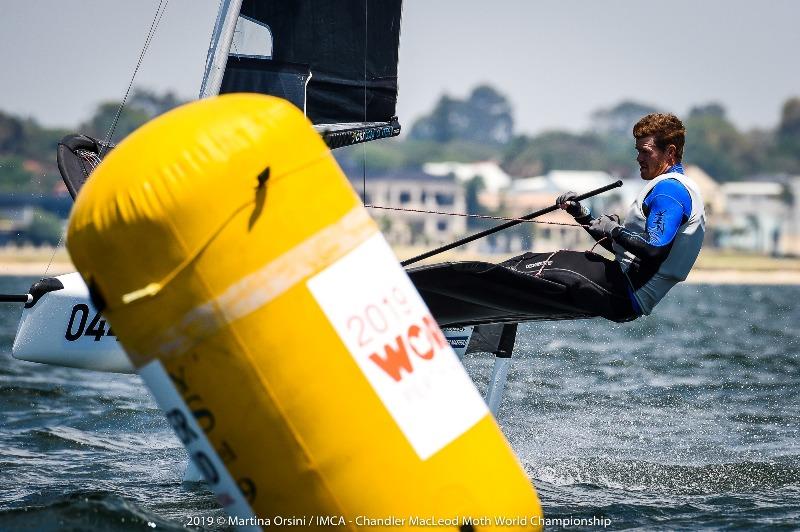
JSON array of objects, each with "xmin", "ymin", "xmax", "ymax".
[{"xmin": 12, "ymin": 272, "xmax": 134, "ymax": 373}]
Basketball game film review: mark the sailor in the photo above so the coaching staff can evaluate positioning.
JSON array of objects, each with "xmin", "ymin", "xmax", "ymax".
[{"xmin": 506, "ymin": 113, "xmax": 705, "ymax": 321}]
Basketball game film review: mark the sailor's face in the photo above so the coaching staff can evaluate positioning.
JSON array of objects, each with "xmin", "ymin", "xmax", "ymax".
[{"xmin": 635, "ymin": 136, "xmax": 672, "ymax": 180}]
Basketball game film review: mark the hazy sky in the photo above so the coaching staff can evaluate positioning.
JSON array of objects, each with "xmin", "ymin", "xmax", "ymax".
[{"xmin": 2, "ymin": 1, "xmax": 798, "ymax": 135}]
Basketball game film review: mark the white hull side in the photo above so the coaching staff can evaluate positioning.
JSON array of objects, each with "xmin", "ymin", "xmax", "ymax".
[{"xmin": 12, "ymin": 272, "xmax": 134, "ymax": 373}]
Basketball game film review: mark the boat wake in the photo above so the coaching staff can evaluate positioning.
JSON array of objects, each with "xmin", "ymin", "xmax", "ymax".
[{"xmin": 527, "ymin": 455, "xmax": 800, "ymax": 494}]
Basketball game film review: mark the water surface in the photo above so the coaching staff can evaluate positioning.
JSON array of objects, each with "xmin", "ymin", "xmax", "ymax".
[{"xmin": 0, "ymin": 277, "xmax": 797, "ymax": 530}]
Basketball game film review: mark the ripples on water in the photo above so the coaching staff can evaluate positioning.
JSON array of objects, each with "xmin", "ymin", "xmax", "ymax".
[{"xmin": 0, "ymin": 277, "xmax": 798, "ymax": 530}]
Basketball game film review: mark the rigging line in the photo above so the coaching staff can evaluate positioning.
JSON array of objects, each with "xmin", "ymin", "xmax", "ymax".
[
  {"xmin": 361, "ymin": 0, "xmax": 368, "ymax": 203},
  {"xmin": 365, "ymin": 204, "xmax": 590, "ymax": 228},
  {"xmin": 361, "ymin": 140, "xmax": 366, "ymax": 203},
  {"xmin": 40, "ymin": 2, "xmax": 168, "ymax": 283},
  {"xmin": 101, "ymin": 0, "xmax": 170, "ymax": 155},
  {"xmin": 589, "ymin": 236, "xmax": 610, "ymax": 253},
  {"xmin": 102, "ymin": 0, "xmax": 168, "ymax": 152},
  {"xmin": 43, "ymin": 232, "xmax": 65, "ymax": 277}
]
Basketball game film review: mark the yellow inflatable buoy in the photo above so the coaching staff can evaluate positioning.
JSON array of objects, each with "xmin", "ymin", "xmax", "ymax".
[{"xmin": 66, "ymin": 94, "xmax": 543, "ymax": 530}]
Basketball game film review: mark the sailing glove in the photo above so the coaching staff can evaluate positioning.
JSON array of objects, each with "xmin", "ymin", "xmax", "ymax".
[
  {"xmin": 589, "ymin": 214, "xmax": 622, "ymax": 237},
  {"xmin": 556, "ymin": 191, "xmax": 590, "ymax": 218}
]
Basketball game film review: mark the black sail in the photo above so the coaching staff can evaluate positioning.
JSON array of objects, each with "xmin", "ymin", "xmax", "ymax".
[
  {"xmin": 221, "ymin": 0, "xmax": 402, "ymax": 133},
  {"xmin": 56, "ymin": 1, "xmax": 403, "ymax": 200}
]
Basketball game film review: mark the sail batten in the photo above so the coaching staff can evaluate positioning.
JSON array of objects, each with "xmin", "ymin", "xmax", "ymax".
[{"xmin": 314, "ymin": 118, "xmax": 401, "ymax": 149}]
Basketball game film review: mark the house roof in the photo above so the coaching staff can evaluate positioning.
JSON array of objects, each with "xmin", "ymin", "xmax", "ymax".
[
  {"xmin": 423, "ymin": 161, "xmax": 511, "ymax": 192},
  {"xmin": 509, "ymin": 170, "xmax": 618, "ymax": 195},
  {"xmin": 720, "ymin": 181, "xmax": 784, "ymax": 196},
  {"xmin": 684, "ymin": 165, "xmax": 718, "ymax": 190}
]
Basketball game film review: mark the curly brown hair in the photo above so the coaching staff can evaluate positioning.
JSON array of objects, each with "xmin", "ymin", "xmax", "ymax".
[{"xmin": 633, "ymin": 113, "xmax": 685, "ymax": 161}]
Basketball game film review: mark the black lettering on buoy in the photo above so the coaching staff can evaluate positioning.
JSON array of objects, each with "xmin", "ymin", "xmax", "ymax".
[
  {"xmin": 186, "ymin": 394, "xmax": 216, "ymax": 433},
  {"xmin": 166, "ymin": 408, "xmax": 197, "ymax": 445},
  {"xmin": 216, "ymin": 440, "xmax": 237, "ymax": 464},
  {"xmin": 168, "ymin": 366, "xmax": 189, "ymax": 394},
  {"xmin": 237, "ymin": 477, "xmax": 257, "ymax": 503},
  {"xmin": 193, "ymin": 451, "xmax": 220, "ymax": 484}
]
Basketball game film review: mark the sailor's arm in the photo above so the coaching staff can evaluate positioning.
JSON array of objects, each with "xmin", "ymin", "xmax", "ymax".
[
  {"xmin": 608, "ymin": 198, "xmax": 682, "ymax": 261},
  {"xmin": 595, "ymin": 180, "xmax": 692, "ymax": 262},
  {"xmin": 575, "ymin": 212, "xmax": 616, "ymax": 253},
  {"xmin": 556, "ymin": 191, "xmax": 615, "ymax": 253}
]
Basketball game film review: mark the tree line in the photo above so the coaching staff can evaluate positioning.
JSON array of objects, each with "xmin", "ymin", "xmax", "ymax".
[
  {"xmin": 2, "ymin": 85, "xmax": 799, "ymax": 197},
  {"xmin": 345, "ymin": 86, "xmax": 800, "ymax": 182},
  {"xmin": 0, "ymin": 89, "xmax": 184, "ymax": 194}
]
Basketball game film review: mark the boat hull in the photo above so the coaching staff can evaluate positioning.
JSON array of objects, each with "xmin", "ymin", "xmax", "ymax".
[{"xmin": 12, "ymin": 272, "xmax": 134, "ymax": 373}]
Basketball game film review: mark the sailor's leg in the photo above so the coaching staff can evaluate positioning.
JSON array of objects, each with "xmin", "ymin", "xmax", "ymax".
[
  {"xmin": 499, "ymin": 251, "xmax": 561, "ymax": 273},
  {"xmin": 510, "ymin": 250, "xmax": 637, "ymax": 321}
]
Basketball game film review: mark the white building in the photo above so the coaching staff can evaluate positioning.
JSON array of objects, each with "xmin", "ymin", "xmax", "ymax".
[
  {"xmin": 356, "ymin": 170, "xmax": 467, "ymax": 246},
  {"xmin": 423, "ymin": 161, "xmax": 511, "ymax": 193},
  {"xmin": 502, "ymin": 170, "xmax": 623, "ymax": 253},
  {"xmin": 787, "ymin": 177, "xmax": 800, "ymax": 256},
  {"xmin": 0, "ymin": 205, "xmax": 35, "ymax": 245},
  {"xmin": 717, "ymin": 181, "xmax": 789, "ymax": 255},
  {"xmin": 684, "ymin": 165, "xmax": 723, "ymax": 217}
]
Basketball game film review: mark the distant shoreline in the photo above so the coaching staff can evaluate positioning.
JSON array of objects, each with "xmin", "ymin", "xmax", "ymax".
[
  {"xmin": 685, "ymin": 269, "xmax": 800, "ymax": 285},
  {"xmin": 3, "ymin": 261, "xmax": 800, "ymax": 285},
  {"xmin": 0, "ymin": 262, "xmax": 75, "ymax": 276}
]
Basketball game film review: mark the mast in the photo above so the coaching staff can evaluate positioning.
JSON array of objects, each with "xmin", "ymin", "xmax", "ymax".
[{"xmin": 199, "ymin": 0, "xmax": 244, "ymax": 98}]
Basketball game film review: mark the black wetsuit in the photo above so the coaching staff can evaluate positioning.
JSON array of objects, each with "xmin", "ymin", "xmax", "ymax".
[
  {"xmin": 502, "ymin": 165, "xmax": 695, "ymax": 322},
  {"xmin": 500, "ymin": 250, "xmax": 638, "ymax": 322}
]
